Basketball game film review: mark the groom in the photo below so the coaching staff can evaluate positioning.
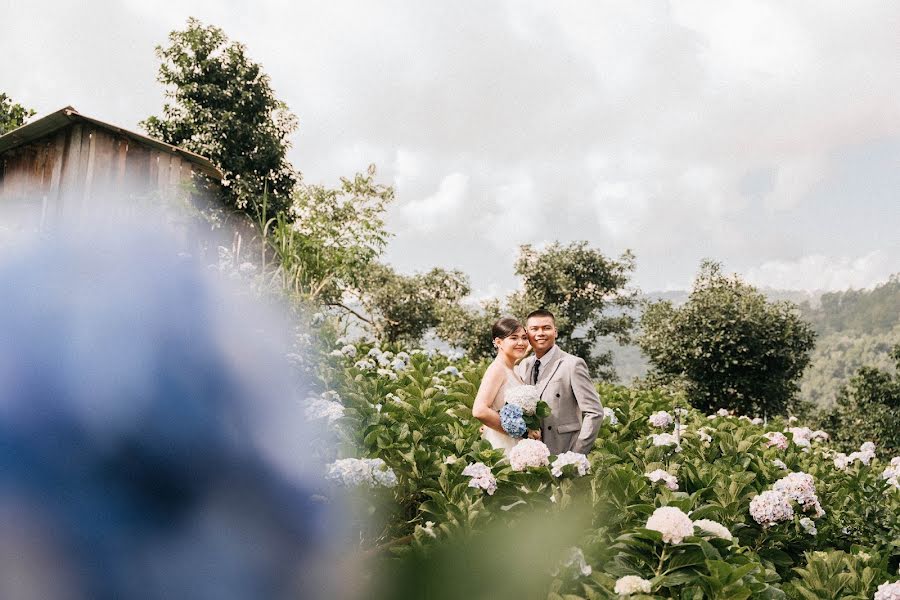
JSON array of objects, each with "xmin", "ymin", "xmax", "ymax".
[{"xmin": 516, "ymin": 309, "xmax": 603, "ymax": 455}]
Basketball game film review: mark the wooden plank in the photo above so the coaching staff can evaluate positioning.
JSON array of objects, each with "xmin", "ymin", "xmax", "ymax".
[
  {"xmin": 124, "ymin": 142, "xmax": 151, "ymax": 200},
  {"xmin": 156, "ymin": 151, "xmax": 172, "ymax": 202},
  {"xmin": 46, "ymin": 131, "xmax": 67, "ymax": 215},
  {"xmin": 115, "ymin": 137, "xmax": 128, "ymax": 190},
  {"xmin": 81, "ymin": 128, "xmax": 98, "ymax": 212},
  {"xmin": 58, "ymin": 124, "xmax": 84, "ymax": 218},
  {"xmin": 169, "ymin": 155, "xmax": 183, "ymax": 202}
]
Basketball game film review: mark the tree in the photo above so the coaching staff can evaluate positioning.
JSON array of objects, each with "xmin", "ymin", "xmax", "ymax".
[
  {"xmin": 261, "ymin": 165, "xmax": 394, "ymax": 306},
  {"xmin": 639, "ymin": 260, "xmax": 816, "ymax": 416},
  {"xmin": 356, "ymin": 264, "xmax": 471, "ymax": 344},
  {"xmin": 818, "ymin": 344, "xmax": 900, "ymax": 455},
  {"xmin": 0, "ymin": 93, "xmax": 35, "ymax": 135},
  {"xmin": 510, "ymin": 242, "xmax": 637, "ymax": 379},
  {"xmin": 142, "ymin": 18, "xmax": 298, "ymax": 216},
  {"xmin": 435, "ymin": 299, "xmax": 505, "ymax": 361}
]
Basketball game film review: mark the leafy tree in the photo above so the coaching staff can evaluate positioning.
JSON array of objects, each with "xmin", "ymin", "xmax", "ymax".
[
  {"xmin": 800, "ymin": 274, "xmax": 900, "ymax": 336},
  {"xmin": 356, "ymin": 264, "xmax": 471, "ymax": 344},
  {"xmin": 639, "ymin": 260, "xmax": 816, "ymax": 416},
  {"xmin": 0, "ymin": 93, "xmax": 35, "ymax": 135},
  {"xmin": 435, "ymin": 298, "xmax": 504, "ymax": 361},
  {"xmin": 818, "ymin": 344, "xmax": 900, "ymax": 455},
  {"xmin": 260, "ymin": 165, "xmax": 393, "ymax": 305},
  {"xmin": 509, "ymin": 242, "xmax": 637, "ymax": 379},
  {"xmin": 142, "ymin": 18, "xmax": 298, "ymax": 216}
]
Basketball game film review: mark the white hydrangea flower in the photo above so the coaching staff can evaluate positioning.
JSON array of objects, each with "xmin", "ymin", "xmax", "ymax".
[
  {"xmin": 395, "ymin": 351, "xmax": 410, "ymax": 362},
  {"xmin": 649, "ymin": 433, "xmax": 679, "ymax": 447},
  {"xmin": 717, "ymin": 408, "xmax": 731, "ymax": 417},
  {"xmin": 340, "ymin": 344, "xmax": 358, "ymax": 358},
  {"xmin": 505, "ymin": 385, "xmax": 540, "ymax": 415},
  {"xmin": 883, "ymin": 459, "xmax": 900, "ymax": 484},
  {"xmin": 874, "ymin": 580, "xmax": 900, "ymax": 600},
  {"xmin": 861, "ymin": 441, "xmax": 876, "ymax": 452},
  {"xmin": 367, "ymin": 347, "xmax": 383, "ymax": 358},
  {"xmin": 833, "ymin": 453, "xmax": 851, "ymax": 471},
  {"xmin": 328, "ymin": 349, "xmax": 344, "ymax": 357},
  {"xmin": 354, "ymin": 359, "xmax": 376, "ymax": 370},
  {"xmin": 772, "ymin": 459, "xmax": 788, "ymax": 470},
  {"xmin": 462, "ymin": 462, "xmax": 498, "ymax": 495},
  {"xmin": 751, "ymin": 417, "xmax": 764, "ymax": 425},
  {"xmin": 697, "ymin": 427, "xmax": 713, "ymax": 443},
  {"xmin": 508, "ymin": 439, "xmax": 551, "ymax": 471},
  {"xmin": 556, "ymin": 547, "xmax": 592, "ymax": 578},
  {"xmin": 304, "ymin": 396, "xmax": 344, "ymax": 423},
  {"xmin": 749, "ymin": 490, "xmax": 794, "ymax": 526},
  {"xmin": 764, "ymin": 431, "xmax": 789, "ymax": 450},
  {"xmin": 603, "ymin": 406, "xmax": 619, "ymax": 425},
  {"xmin": 674, "ymin": 407, "xmax": 690, "ymax": 418},
  {"xmin": 376, "ymin": 368, "xmax": 398, "ymax": 381},
  {"xmin": 787, "ymin": 416, "xmax": 799, "ymax": 423},
  {"xmin": 811, "ymin": 430, "xmax": 829, "ymax": 441},
  {"xmin": 646, "ymin": 506, "xmax": 694, "ymax": 544},
  {"xmin": 773, "ymin": 472, "xmax": 823, "ymax": 516},
  {"xmin": 614, "ymin": 575, "xmax": 652, "ymax": 596},
  {"xmin": 649, "ymin": 410, "xmax": 673, "ymax": 428},
  {"xmin": 646, "ymin": 469, "xmax": 679, "ymax": 491},
  {"xmin": 788, "ymin": 427, "xmax": 814, "ymax": 448},
  {"xmin": 551, "ymin": 451, "xmax": 591, "ymax": 477},
  {"xmin": 326, "ymin": 457, "xmax": 398, "ymax": 488},
  {"xmin": 391, "ymin": 358, "xmax": 407, "ymax": 372},
  {"xmin": 692, "ymin": 519, "xmax": 733, "ymax": 541},
  {"xmin": 800, "ymin": 517, "xmax": 817, "ymax": 536},
  {"xmin": 439, "ymin": 365, "xmax": 461, "ymax": 377},
  {"xmin": 420, "ymin": 520, "xmax": 437, "ymax": 539},
  {"xmin": 849, "ymin": 449, "xmax": 875, "ymax": 466}
]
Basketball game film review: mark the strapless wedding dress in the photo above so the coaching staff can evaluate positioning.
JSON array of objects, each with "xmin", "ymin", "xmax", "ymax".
[{"xmin": 481, "ymin": 368, "xmax": 525, "ymax": 453}]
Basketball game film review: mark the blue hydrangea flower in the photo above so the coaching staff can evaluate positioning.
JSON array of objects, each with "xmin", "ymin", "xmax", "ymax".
[{"xmin": 500, "ymin": 404, "xmax": 527, "ymax": 438}]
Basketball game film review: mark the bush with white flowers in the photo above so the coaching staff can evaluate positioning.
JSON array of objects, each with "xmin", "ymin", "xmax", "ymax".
[
  {"xmin": 508, "ymin": 439, "xmax": 551, "ymax": 471},
  {"xmin": 646, "ymin": 506, "xmax": 694, "ymax": 544}
]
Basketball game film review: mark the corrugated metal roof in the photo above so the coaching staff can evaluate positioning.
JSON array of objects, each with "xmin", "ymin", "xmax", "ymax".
[{"xmin": 0, "ymin": 106, "xmax": 223, "ymax": 180}]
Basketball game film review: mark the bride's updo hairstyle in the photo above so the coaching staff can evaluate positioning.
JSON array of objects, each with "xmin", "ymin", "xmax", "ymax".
[{"xmin": 492, "ymin": 317, "xmax": 524, "ymax": 346}]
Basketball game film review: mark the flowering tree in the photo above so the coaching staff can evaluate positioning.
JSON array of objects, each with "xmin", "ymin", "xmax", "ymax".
[
  {"xmin": 639, "ymin": 260, "xmax": 816, "ymax": 416},
  {"xmin": 142, "ymin": 18, "xmax": 298, "ymax": 216},
  {"xmin": 0, "ymin": 92, "xmax": 35, "ymax": 135}
]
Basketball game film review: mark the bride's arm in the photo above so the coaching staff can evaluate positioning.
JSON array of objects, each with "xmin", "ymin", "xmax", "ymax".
[{"xmin": 471, "ymin": 367, "xmax": 505, "ymax": 433}]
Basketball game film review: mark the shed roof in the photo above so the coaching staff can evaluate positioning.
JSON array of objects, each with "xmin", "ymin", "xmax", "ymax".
[{"xmin": 0, "ymin": 106, "xmax": 223, "ymax": 180}]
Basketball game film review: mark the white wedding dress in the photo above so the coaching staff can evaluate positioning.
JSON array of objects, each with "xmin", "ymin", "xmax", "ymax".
[{"xmin": 481, "ymin": 368, "xmax": 525, "ymax": 454}]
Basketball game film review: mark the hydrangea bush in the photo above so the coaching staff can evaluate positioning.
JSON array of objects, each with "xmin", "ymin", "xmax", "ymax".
[{"xmin": 307, "ymin": 341, "xmax": 900, "ymax": 598}]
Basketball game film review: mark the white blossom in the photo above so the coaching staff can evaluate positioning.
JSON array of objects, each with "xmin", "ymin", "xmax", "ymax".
[
  {"xmin": 649, "ymin": 410, "xmax": 673, "ymax": 428},
  {"xmin": 504, "ymin": 385, "xmax": 540, "ymax": 415},
  {"xmin": 800, "ymin": 517, "xmax": 817, "ymax": 536},
  {"xmin": 772, "ymin": 459, "xmax": 788, "ymax": 470},
  {"xmin": 391, "ymin": 358, "xmax": 407, "ymax": 372},
  {"xmin": 692, "ymin": 519, "xmax": 733, "ymax": 541},
  {"xmin": 557, "ymin": 547, "xmax": 592, "ymax": 578},
  {"xmin": 304, "ymin": 396, "xmax": 344, "ymax": 424},
  {"xmin": 376, "ymin": 368, "xmax": 398, "ymax": 380},
  {"xmin": 326, "ymin": 457, "xmax": 397, "ymax": 488},
  {"xmin": 834, "ymin": 453, "xmax": 851, "ymax": 471},
  {"xmin": 646, "ymin": 506, "xmax": 694, "ymax": 544},
  {"xmin": 354, "ymin": 359, "xmax": 376, "ymax": 370},
  {"xmin": 614, "ymin": 575, "xmax": 652, "ymax": 596},
  {"xmin": 750, "ymin": 490, "xmax": 794, "ymax": 526},
  {"xmin": 697, "ymin": 427, "xmax": 713, "ymax": 444},
  {"xmin": 551, "ymin": 452, "xmax": 591, "ymax": 477},
  {"xmin": 339, "ymin": 344, "xmax": 358, "ymax": 358},
  {"xmin": 874, "ymin": 580, "xmax": 900, "ymax": 600},
  {"xmin": 439, "ymin": 366, "xmax": 461, "ymax": 377},
  {"xmin": 603, "ymin": 406, "xmax": 619, "ymax": 425},
  {"xmin": 773, "ymin": 472, "xmax": 824, "ymax": 517},
  {"xmin": 646, "ymin": 469, "xmax": 679, "ymax": 491},
  {"xmin": 462, "ymin": 462, "xmax": 498, "ymax": 495},
  {"xmin": 508, "ymin": 439, "xmax": 551, "ymax": 471},
  {"xmin": 764, "ymin": 431, "xmax": 789, "ymax": 450},
  {"xmin": 649, "ymin": 433, "xmax": 679, "ymax": 447}
]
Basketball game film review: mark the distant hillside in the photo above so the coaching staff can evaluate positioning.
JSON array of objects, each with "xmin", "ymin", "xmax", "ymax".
[{"xmin": 799, "ymin": 275, "xmax": 900, "ymax": 336}]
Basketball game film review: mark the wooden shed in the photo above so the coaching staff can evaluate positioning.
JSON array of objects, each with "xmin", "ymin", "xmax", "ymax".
[{"xmin": 0, "ymin": 106, "xmax": 223, "ymax": 229}]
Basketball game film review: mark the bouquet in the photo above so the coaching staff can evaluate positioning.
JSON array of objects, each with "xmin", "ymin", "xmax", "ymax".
[{"xmin": 499, "ymin": 385, "xmax": 550, "ymax": 438}]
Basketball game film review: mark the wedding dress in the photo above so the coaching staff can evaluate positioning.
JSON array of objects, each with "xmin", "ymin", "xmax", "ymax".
[{"xmin": 481, "ymin": 368, "xmax": 525, "ymax": 453}]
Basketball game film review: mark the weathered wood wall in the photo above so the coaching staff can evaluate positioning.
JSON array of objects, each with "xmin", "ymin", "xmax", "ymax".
[{"xmin": 0, "ymin": 124, "xmax": 202, "ymax": 229}]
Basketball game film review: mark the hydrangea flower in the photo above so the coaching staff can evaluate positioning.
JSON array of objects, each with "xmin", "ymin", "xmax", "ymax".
[
  {"xmin": 555, "ymin": 547, "xmax": 592, "ymax": 578},
  {"xmin": 462, "ymin": 462, "xmax": 498, "ymax": 495},
  {"xmin": 674, "ymin": 407, "xmax": 690, "ymax": 418},
  {"xmin": 508, "ymin": 439, "xmax": 551, "ymax": 471},
  {"xmin": 367, "ymin": 347, "xmax": 383, "ymax": 358},
  {"xmin": 692, "ymin": 519, "xmax": 732, "ymax": 541},
  {"xmin": 354, "ymin": 359, "xmax": 376, "ymax": 370},
  {"xmin": 646, "ymin": 469, "xmax": 679, "ymax": 490},
  {"xmin": 649, "ymin": 433, "xmax": 679, "ymax": 447},
  {"xmin": 772, "ymin": 472, "xmax": 821, "ymax": 513},
  {"xmin": 376, "ymin": 368, "xmax": 398, "ymax": 381},
  {"xmin": 614, "ymin": 575, "xmax": 652, "ymax": 596},
  {"xmin": 391, "ymin": 358, "xmax": 407, "ymax": 372},
  {"xmin": 788, "ymin": 427, "xmax": 813, "ymax": 448},
  {"xmin": 772, "ymin": 459, "xmax": 788, "ymax": 470},
  {"xmin": 697, "ymin": 427, "xmax": 713, "ymax": 443},
  {"xmin": 504, "ymin": 385, "xmax": 540, "ymax": 414},
  {"xmin": 800, "ymin": 517, "xmax": 817, "ymax": 536},
  {"xmin": 749, "ymin": 490, "xmax": 794, "ymax": 526},
  {"xmin": 833, "ymin": 452, "xmax": 851, "ymax": 471},
  {"xmin": 499, "ymin": 404, "xmax": 527, "ymax": 438},
  {"xmin": 648, "ymin": 410, "xmax": 673, "ymax": 428},
  {"xmin": 602, "ymin": 406, "xmax": 619, "ymax": 425},
  {"xmin": 646, "ymin": 506, "xmax": 694, "ymax": 544},
  {"xmin": 849, "ymin": 441, "xmax": 876, "ymax": 465},
  {"xmin": 439, "ymin": 366, "xmax": 461, "ymax": 377},
  {"xmin": 874, "ymin": 580, "xmax": 900, "ymax": 600},
  {"xmin": 326, "ymin": 457, "xmax": 398, "ymax": 488},
  {"xmin": 763, "ymin": 431, "xmax": 789, "ymax": 450},
  {"xmin": 551, "ymin": 451, "xmax": 591, "ymax": 477},
  {"xmin": 339, "ymin": 344, "xmax": 357, "ymax": 358},
  {"xmin": 304, "ymin": 396, "xmax": 345, "ymax": 423}
]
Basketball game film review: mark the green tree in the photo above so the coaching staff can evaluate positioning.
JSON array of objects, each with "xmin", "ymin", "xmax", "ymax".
[
  {"xmin": 510, "ymin": 241, "xmax": 637, "ymax": 379},
  {"xmin": 0, "ymin": 93, "xmax": 35, "ymax": 135},
  {"xmin": 356, "ymin": 263, "xmax": 471, "ymax": 344},
  {"xmin": 142, "ymin": 18, "xmax": 298, "ymax": 216},
  {"xmin": 435, "ymin": 298, "xmax": 505, "ymax": 360},
  {"xmin": 261, "ymin": 165, "xmax": 394, "ymax": 305},
  {"xmin": 818, "ymin": 344, "xmax": 900, "ymax": 455},
  {"xmin": 639, "ymin": 260, "xmax": 816, "ymax": 416}
]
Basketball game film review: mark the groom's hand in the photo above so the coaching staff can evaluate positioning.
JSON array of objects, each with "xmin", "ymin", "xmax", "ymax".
[{"xmin": 527, "ymin": 429, "xmax": 541, "ymax": 440}]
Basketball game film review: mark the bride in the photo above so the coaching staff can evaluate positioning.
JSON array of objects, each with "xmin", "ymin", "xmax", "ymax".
[{"xmin": 472, "ymin": 317, "xmax": 540, "ymax": 452}]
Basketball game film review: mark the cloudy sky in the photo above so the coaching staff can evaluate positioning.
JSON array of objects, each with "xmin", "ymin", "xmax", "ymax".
[{"xmin": 2, "ymin": 1, "xmax": 898, "ymax": 296}]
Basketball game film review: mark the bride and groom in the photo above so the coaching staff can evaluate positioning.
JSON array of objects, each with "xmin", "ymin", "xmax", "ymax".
[{"xmin": 471, "ymin": 309, "xmax": 603, "ymax": 456}]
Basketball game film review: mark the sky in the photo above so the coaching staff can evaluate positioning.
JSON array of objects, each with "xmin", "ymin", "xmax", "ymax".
[{"xmin": 2, "ymin": 0, "xmax": 898, "ymax": 297}]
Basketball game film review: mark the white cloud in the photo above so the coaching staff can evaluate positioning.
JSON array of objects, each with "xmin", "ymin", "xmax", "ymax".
[
  {"xmin": 400, "ymin": 173, "xmax": 469, "ymax": 232},
  {"xmin": 744, "ymin": 248, "xmax": 899, "ymax": 291}
]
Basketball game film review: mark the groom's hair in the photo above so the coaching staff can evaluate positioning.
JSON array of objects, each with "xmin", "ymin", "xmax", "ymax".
[{"xmin": 525, "ymin": 308, "xmax": 556, "ymax": 324}]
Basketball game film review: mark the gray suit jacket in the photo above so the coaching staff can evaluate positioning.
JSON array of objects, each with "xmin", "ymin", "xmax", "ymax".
[{"xmin": 516, "ymin": 345, "xmax": 603, "ymax": 455}]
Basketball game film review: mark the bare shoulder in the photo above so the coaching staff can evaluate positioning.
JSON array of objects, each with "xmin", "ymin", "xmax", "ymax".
[{"xmin": 481, "ymin": 362, "xmax": 506, "ymax": 382}]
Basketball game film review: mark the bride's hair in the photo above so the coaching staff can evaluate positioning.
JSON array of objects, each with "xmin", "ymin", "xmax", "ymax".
[{"xmin": 491, "ymin": 317, "xmax": 523, "ymax": 343}]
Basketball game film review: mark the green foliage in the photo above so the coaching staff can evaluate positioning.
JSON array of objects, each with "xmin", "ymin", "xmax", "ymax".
[
  {"xmin": 0, "ymin": 92, "xmax": 35, "ymax": 135},
  {"xmin": 142, "ymin": 18, "xmax": 298, "ymax": 216},
  {"xmin": 801, "ymin": 275, "xmax": 900, "ymax": 336},
  {"xmin": 639, "ymin": 261, "xmax": 816, "ymax": 417},
  {"xmin": 817, "ymin": 344, "xmax": 900, "ymax": 455},
  {"xmin": 434, "ymin": 298, "xmax": 505, "ymax": 361},
  {"xmin": 258, "ymin": 165, "xmax": 394, "ymax": 305},
  {"xmin": 313, "ymin": 342, "xmax": 900, "ymax": 598},
  {"xmin": 357, "ymin": 263, "xmax": 471, "ymax": 343}
]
